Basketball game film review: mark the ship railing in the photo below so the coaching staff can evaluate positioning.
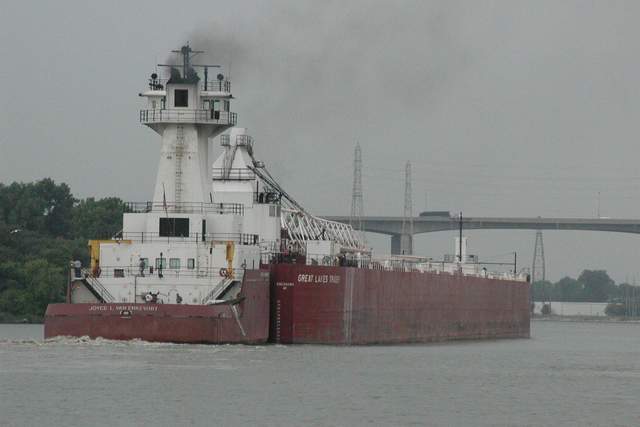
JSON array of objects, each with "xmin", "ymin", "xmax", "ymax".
[
  {"xmin": 259, "ymin": 246, "xmax": 528, "ymax": 281},
  {"xmin": 212, "ymin": 168, "xmax": 256, "ymax": 181},
  {"xmin": 269, "ymin": 249, "xmax": 528, "ymax": 281},
  {"xmin": 363, "ymin": 256, "xmax": 529, "ymax": 281},
  {"xmin": 125, "ymin": 201, "xmax": 244, "ymax": 215},
  {"xmin": 80, "ymin": 268, "xmax": 115, "ymax": 302},
  {"xmin": 219, "ymin": 134, "xmax": 254, "ymax": 150},
  {"xmin": 117, "ymin": 232, "xmax": 259, "ymax": 245},
  {"xmin": 260, "ymin": 251, "xmax": 307, "ymax": 266},
  {"xmin": 91, "ymin": 265, "xmax": 248, "ymax": 280},
  {"xmin": 443, "ymin": 254, "xmax": 478, "ymax": 264},
  {"xmin": 139, "ymin": 109, "xmax": 237, "ymax": 125},
  {"xmin": 145, "ymin": 79, "xmax": 231, "ymax": 93},
  {"xmin": 201, "ymin": 80, "xmax": 231, "ymax": 93}
]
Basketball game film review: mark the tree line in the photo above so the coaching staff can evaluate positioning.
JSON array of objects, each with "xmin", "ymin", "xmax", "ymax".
[
  {"xmin": 0, "ymin": 179, "xmax": 124, "ymax": 321},
  {"xmin": 533, "ymin": 270, "xmax": 640, "ymax": 317}
]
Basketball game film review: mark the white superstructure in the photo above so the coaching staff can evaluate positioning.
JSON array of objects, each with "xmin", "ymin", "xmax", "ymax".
[{"xmin": 82, "ymin": 46, "xmax": 365, "ymax": 306}]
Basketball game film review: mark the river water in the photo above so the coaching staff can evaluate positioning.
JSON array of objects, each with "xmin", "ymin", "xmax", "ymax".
[{"xmin": 0, "ymin": 321, "xmax": 638, "ymax": 427}]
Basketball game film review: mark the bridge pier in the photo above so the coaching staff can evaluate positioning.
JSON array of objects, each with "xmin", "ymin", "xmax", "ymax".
[{"xmin": 391, "ymin": 234, "xmax": 413, "ymax": 255}]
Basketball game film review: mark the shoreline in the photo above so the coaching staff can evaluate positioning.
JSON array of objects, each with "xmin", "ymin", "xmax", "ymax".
[{"xmin": 533, "ymin": 315, "xmax": 640, "ymax": 324}]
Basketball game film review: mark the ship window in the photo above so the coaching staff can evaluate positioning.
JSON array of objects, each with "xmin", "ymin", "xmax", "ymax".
[
  {"xmin": 155, "ymin": 258, "xmax": 166, "ymax": 269},
  {"xmin": 114, "ymin": 269, "xmax": 125, "ymax": 278},
  {"xmin": 159, "ymin": 217, "xmax": 190, "ymax": 237},
  {"xmin": 174, "ymin": 89, "xmax": 188, "ymax": 107},
  {"xmin": 169, "ymin": 258, "xmax": 180, "ymax": 269},
  {"xmin": 187, "ymin": 258, "xmax": 195, "ymax": 269},
  {"xmin": 140, "ymin": 258, "xmax": 149, "ymax": 268}
]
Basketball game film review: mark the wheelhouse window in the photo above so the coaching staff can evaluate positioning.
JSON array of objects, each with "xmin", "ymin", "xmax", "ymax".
[
  {"xmin": 159, "ymin": 217, "xmax": 189, "ymax": 237},
  {"xmin": 187, "ymin": 258, "xmax": 195, "ymax": 269},
  {"xmin": 155, "ymin": 258, "xmax": 166, "ymax": 269},
  {"xmin": 169, "ymin": 258, "xmax": 180, "ymax": 269},
  {"xmin": 174, "ymin": 89, "xmax": 188, "ymax": 107}
]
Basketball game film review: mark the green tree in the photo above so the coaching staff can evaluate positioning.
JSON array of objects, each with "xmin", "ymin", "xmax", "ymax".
[
  {"xmin": 0, "ymin": 179, "xmax": 74, "ymax": 238},
  {"xmin": 0, "ymin": 259, "xmax": 65, "ymax": 320},
  {"xmin": 0, "ymin": 179, "xmax": 124, "ymax": 320},
  {"xmin": 578, "ymin": 270, "xmax": 615, "ymax": 302},
  {"xmin": 605, "ymin": 302, "xmax": 626, "ymax": 317},
  {"xmin": 35, "ymin": 179, "xmax": 74, "ymax": 237},
  {"xmin": 555, "ymin": 276, "xmax": 582, "ymax": 301},
  {"xmin": 72, "ymin": 197, "xmax": 125, "ymax": 239},
  {"xmin": 532, "ymin": 280, "xmax": 554, "ymax": 301}
]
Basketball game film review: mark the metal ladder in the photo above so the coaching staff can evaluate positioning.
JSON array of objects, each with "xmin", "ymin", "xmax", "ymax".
[
  {"xmin": 174, "ymin": 125, "xmax": 184, "ymax": 207},
  {"xmin": 202, "ymin": 277, "xmax": 235, "ymax": 304},
  {"xmin": 80, "ymin": 269, "xmax": 115, "ymax": 303}
]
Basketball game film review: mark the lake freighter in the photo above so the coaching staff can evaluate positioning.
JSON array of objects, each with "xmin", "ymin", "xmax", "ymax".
[{"xmin": 44, "ymin": 46, "xmax": 530, "ymax": 344}]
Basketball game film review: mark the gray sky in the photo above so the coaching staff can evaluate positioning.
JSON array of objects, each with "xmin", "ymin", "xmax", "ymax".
[{"xmin": 2, "ymin": 0, "xmax": 640, "ymax": 282}]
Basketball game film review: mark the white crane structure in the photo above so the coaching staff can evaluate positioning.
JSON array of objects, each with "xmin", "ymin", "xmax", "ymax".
[{"xmin": 280, "ymin": 209, "xmax": 364, "ymax": 251}]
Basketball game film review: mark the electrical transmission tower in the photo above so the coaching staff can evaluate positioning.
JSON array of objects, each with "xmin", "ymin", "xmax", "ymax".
[
  {"xmin": 531, "ymin": 230, "xmax": 545, "ymax": 283},
  {"xmin": 401, "ymin": 161, "xmax": 413, "ymax": 255},
  {"xmin": 349, "ymin": 143, "xmax": 364, "ymax": 239},
  {"xmin": 532, "ymin": 230, "xmax": 546, "ymax": 305}
]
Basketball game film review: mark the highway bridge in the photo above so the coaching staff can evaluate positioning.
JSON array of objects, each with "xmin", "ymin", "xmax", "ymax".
[{"xmin": 322, "ymin": 214, "xmax": 640, "ymax": 254}]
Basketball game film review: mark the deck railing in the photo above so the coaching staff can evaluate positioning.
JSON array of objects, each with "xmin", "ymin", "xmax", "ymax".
[
  {"xmin": 140, "ymin": 109, "xmax": 237, "ymax": 125},
  {"xmin": 125, "ymin": 201, "xmax": 244, "ymax": 215},
  {"xmin": 146, "ymin": 79, "xmax": 231, "ymax": 93},
  {"xmin": 201, "ymin": 80, "xmax": 231, "ymax": 92},
  {"xmin": 211, "ymin": 168, "xmax": 256, "ymax": 181},
  {"xmin": 117, "ymin": 232, "xmax": 259, "ymax": 245},
  {"xmin": 260, "ymin": 248, "xmax": 529, "ymax": 282},
  {"xmin": 90, "ymin": 265, "xmax": 247, "ymax": 280}
]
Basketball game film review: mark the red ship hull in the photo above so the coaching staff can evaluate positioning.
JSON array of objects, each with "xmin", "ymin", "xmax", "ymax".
[
  {"xmin": 270, "ymin": 265, "xmax": 530, "ymax": 344},
  {"xmin": 44, "ymin": 270, "xmax": 270, "ymax": 344},
  {"xmin": 44, "ymin": 266, "xmax": 530, "ymax": 345}
]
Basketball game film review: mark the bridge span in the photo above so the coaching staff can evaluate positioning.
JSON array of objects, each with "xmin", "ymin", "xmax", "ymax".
[{"xmin": 322, "ymin": 215, "xmax": 640, "ymax": 254}]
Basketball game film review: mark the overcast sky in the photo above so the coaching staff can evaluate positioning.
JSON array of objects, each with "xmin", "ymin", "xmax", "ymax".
[{"xmin": 2, "ymin": 0, "xmax": 640, "ymax": 282}]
